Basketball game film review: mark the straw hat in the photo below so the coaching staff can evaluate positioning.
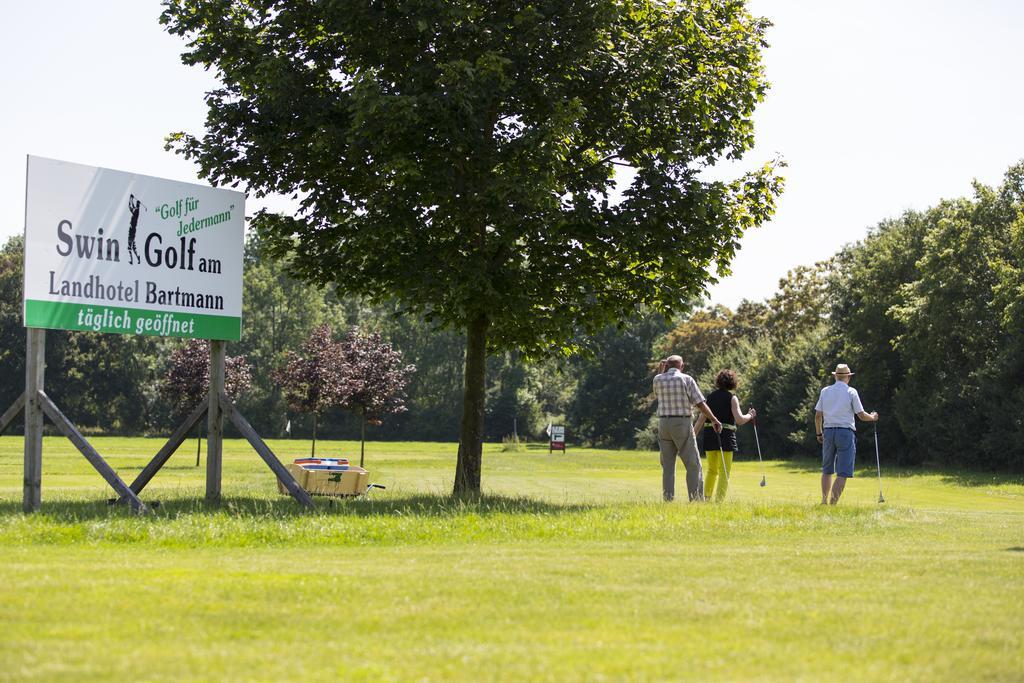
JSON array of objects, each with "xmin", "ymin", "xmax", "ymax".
[{"xmin": 832, "ymin": 363, "xmax": 855, "ymax": 376}]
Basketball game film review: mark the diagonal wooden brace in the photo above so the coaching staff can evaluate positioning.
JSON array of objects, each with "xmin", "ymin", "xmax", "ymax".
[
  {"xmin": 0, "ymin": 392, "xmax": 25, "ymax": 436},
  {"xmin": 124, "ymin": 400, "xmax": 208, "ymax": 500},
  {"xmin": 37, "ymin": 390, "xmax": 147, "ymax": 514},
  {"xmin": 220, "ymin": 392, "xmax": 314, "ymax": 508}
]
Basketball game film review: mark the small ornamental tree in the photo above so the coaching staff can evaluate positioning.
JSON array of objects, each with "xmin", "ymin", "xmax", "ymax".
[
  {"xmin": 273, "ymin": 324, "xmax": 346, "ymax": 456},
  {"xmin": 338, "ymin": 327, "xmax": 416, "ymax": 468},
  {"xmin": 162, "ymin": 339, "xmax": 253, "ymax": 465}
]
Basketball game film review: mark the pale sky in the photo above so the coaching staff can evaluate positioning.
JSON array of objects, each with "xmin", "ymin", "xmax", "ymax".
[{"xmin": 2, "ymin": 1, "xmax": 1022, "ymax": 308}]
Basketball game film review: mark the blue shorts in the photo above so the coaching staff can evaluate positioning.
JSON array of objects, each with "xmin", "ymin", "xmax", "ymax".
[{"xmin": 822, "ymin": 427, "xmax": 855, "ymax": 478}]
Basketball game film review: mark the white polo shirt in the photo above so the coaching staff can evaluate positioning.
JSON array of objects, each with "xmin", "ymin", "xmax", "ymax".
[{"xmin": 815, "ymin": 381, "xmax": 865, "ymax": 430}]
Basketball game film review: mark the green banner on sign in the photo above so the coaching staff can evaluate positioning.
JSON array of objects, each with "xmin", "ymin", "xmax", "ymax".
[{"xmin": 24, "ymin": 299, "xmax": 241, "ymax": 340}]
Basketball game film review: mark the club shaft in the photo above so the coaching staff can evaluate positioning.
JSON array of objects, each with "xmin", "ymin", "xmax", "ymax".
[
  {"xmin": 874, "ymin": 426, "xmax": 884, "ymax": 494},
  {"xmin": 753, "ymin": 422, "xmax": 766, "ymax": 481}
]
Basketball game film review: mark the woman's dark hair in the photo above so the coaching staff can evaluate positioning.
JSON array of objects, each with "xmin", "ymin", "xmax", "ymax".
[{"xmin": 715, "ymin": 369, "xmax": 738, "ymax": 391}]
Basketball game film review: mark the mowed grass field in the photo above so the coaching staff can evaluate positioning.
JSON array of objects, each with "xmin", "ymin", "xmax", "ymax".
[{"xmin": 0, "ymin": 436, "xmax": 1022, "ymax": 682}]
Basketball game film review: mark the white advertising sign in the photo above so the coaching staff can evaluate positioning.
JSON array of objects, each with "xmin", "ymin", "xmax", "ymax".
[
  {"xmin": 550, "ymin": 425, "xmax": 565, "ymax": 443},
  {"xmin": 23, "ymin": 156, "xmax": 244, "ymax": 340}
]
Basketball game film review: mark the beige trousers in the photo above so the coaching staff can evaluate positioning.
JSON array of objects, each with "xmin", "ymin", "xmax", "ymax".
[{"xmin": 658, "ymin": 417, "xmax": 704, "ymax": 501}]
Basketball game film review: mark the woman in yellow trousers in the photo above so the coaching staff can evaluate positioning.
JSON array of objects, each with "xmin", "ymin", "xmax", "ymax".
[{"xmin": 693, "ymin": 369, "xmax": 756, "ymax": 501}]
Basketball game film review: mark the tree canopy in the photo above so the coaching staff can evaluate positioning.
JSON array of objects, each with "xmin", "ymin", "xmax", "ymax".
[{"xmin": 162, "ymin": 0, "xmax": 782, "ymax": 493}]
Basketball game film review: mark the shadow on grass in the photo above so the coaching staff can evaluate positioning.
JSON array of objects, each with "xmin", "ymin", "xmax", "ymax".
[
  {"xmin": 938, "ymin": 471, "xmax": 1024, "ymax": 488},
  {"xmin": 778, "ymin": 458, "xmax": 1024, "ymax": 487},
  {"xmin": 1006, "ymin": 547, "xmax": 1024, "ymax": 553},
  {"xmin": 0, "ymin": 493, "xmax": 602, "ymax": 522},
  {"xmin": 780, "ymin": 459, "xmax": 892, "ymax": 476}
]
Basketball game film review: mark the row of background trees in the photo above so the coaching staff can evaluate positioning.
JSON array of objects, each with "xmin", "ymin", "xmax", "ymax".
[
  {"xmin": 1, "ymin": 162, "xmax": 1021, "ymax": 470},
  {"xmin": 0, "ymin": 234, "xmax": 570, "ymax": 446},
  {"xmin": 637, "ymin": 162, "xmax": 1024, "ymax": 472}
]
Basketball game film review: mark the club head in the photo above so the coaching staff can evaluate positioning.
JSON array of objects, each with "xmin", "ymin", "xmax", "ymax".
[
  {"xmin": 878, "ymin": 493, "xmax": 886, "ymax": 504},
  {"xmin": 760, "ymin": 476, "xmax": 767, "ymax": 487}
]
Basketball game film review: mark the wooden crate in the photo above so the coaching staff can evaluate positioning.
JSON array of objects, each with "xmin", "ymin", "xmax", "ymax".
[{"xmin": 277, "ymin": 463, "xmax": 369, "ymax": 497}]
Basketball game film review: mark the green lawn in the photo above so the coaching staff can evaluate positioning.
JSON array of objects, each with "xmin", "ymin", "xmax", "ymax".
[{"xmin": 0, "ymin": 436, "xmax": 1021, "ymax": 682}]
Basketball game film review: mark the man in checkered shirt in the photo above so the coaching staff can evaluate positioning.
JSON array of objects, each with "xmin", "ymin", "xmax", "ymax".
[{"xmin": 653, "ymin": 355, "xmax": 722, "ymax": 501}]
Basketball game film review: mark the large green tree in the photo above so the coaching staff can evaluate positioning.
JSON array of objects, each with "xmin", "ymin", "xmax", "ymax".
[{"xmin": 162, "ymin": 0, "xmax": 783, "ymax": 494}]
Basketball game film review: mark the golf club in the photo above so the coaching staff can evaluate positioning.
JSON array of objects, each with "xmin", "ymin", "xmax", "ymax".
[
  {"xmin": 752, "ymin": 414, "xmax": 766, "ymax": 487},
  {"xmin": 874, "ymin": 423, "xmax": 885, "ymax": 504},
  {"xmin": 714, "ymin": 428, "xmax": 729, "ymax": 499}
]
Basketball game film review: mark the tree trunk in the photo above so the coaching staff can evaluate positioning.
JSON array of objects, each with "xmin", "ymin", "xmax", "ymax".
[
  {"xmin": 454, "ymin": 314, "xmax": 489, "ymax": 497},
  {"xmin": 311, "ymin": 413, "xmax": 318, "ymax": 457},
  {"xmin": 360, "ymin": 410, "xmax": 366, "ymax": 469}
]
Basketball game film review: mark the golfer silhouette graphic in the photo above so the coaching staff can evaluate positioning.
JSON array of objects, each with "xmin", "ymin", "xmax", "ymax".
[{"xmin": 127, "ymin": 194, "xmax": 143, "ymax": 264}]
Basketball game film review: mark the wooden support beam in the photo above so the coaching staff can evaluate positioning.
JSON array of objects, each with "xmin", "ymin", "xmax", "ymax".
[
  {"xmin": 38, "ymin": 390, "xmax": 147, "ymax": 514},
  {"xmin": 124, "ymin": 400, "xmax": 208, "ymax": 500},
  {"xmin": 24, "ymin": 328, "xmax": 44, "ymax": 513},
  {"xmin": 220, "ymin": 393, "xmax": 314, "ymax": 508},
  {"xmin": 0, "ymin": 391, "xmax": 25, "ymax": 436},
  {"xmin": 206, "ymin": 340, "xmax": 225, "ymax": 503}
]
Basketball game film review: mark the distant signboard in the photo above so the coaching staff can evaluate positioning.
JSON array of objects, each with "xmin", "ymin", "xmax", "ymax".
[
  {"xmin": 23, "ymin": 156, "xmax": 244, "ymax": 340},
  {"xmin": 549, "ymin": 425, "xmax": 565, "ymax": 453}
]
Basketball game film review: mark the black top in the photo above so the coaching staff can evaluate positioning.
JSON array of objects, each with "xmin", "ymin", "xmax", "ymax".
[{"xmin": 703, "ymin": 389, "xmax": 737, "ymax": 452}]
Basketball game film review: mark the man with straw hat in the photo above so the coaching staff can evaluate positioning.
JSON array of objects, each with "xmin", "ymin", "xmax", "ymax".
[{"xmin": 814, "ymin": 363, "xmax": 879, "ymax": 504}]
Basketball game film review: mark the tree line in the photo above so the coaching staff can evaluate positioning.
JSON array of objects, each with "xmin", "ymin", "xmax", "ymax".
[
  {"xmin": 0, "ymin": 235, "xmax": 580, "ymax": 444},
  {"xmin": 643, "ymin": 162, "xmax": 1024, "ymax": 472},
  {"xmin": 2, "ymin": 162, "xmax": 1020, "ymax": 471}
]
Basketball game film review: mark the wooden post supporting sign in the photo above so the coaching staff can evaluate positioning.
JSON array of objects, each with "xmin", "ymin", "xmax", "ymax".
[
  {"xmin": 126, "ymin": 401, "xmax": 207, "ymax": 500},
  {"xmin": 3, "ymin": 328, "xmax": 148, "ymax": 512},
  {"xmin": 221, "ymin": 394, "xmax": 314, "ymax": 507},
  {"xmin": 38, "ymin": 391, "xmax": 146, "ymax": 513},
  {"xmin": 0, "ymin": 392, "xmax": 26, "ymax": 436},
  {"xmin": 115, "ymin": 339, "xmax": 313, "ymax": 509},
  {"xmin": 206, "ymin": 340, "xmax": 225, "ymax": 503},
  {"xmin": 23, "ymin": 328, "xmax": 45, "ymax": 512}
]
